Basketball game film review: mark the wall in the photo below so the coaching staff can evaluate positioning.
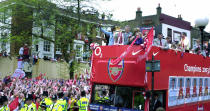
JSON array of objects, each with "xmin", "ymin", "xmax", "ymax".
[
  {"xmin": 162, "ymin": 23, "xmax": 191, "ymax": 48},
  {"xmin": 0, "ymin": 57, "xmax": 17, "ymax": 78},
  {"xmin": 0, "ymin": 57, "xmax": 70, "ymax": 79}
]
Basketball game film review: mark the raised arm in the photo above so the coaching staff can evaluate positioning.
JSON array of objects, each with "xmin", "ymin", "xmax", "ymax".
[{"xmin": 100, "ymin": 27, "xmax": 112, "ymax": 36}]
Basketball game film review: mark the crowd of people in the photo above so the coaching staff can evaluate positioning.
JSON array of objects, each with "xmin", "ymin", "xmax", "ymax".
[
  {"xmin": 100, "ymin": 25, "xmax": 210, "ymax": 57},
  {"xmin": 0, "ymin": 75, "xmax": 91, "ymax": 111}
]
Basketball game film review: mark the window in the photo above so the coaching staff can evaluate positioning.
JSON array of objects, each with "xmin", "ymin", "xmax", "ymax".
[
  {"xmin": 0, "ymin": 32, "xmax": 8, "ymax": 51},
  {"xmin": 75, "ymin": 45, "xmax": 82, "ymax": 57},
  {"xmin": 43, "ymin": 40, "xmax": 51, "ymax": 52},
  {"xmin": 35, "ymin": 45, "xmax": 39, "ymax": 52},
  {"xmin": 91, "ymin": 84, "xmax": 144, "ymax": 111},
  {"xmin": 167, "ymin": 28, "xmax": 172, "ymax": 37},
  {"xmin": 173, "ymin": 31, "xmax": 181, "ymax": 44},
  {"xmin": 56, "ymin": 45, "xmax": 61, "ymax": 52}
]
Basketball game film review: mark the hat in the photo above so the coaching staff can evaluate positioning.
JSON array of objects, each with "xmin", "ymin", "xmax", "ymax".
[
  {"xmin": 43, "ymin": 91, "xmax": 48, "ymax": 97},
  {"xmin": 40, "ymin": 103, "xmax": 46, "ymax": 108},
  {"xmin": 58, "ymin": 92, "xmax": 64, "ymax": 98},
  {"xmin": 1, "ymin": 96, "xmax": 8, "ymax": 102},
  {"xmin": 25, "ymin": 94, "xmax": 33, "ymax": 101},
  {"xmin": 52, "ymin": 95, "xmax": 57, "ymax": 100}
]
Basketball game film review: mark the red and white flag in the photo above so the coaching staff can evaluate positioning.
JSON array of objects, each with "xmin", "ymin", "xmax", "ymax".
[
  {"xmin": 111, "ymin": 27, "xmax": 154, "ymax": 65},
  {"xmin": 137, "ymin": 27, "xmax": 154, "ymax": 62}
]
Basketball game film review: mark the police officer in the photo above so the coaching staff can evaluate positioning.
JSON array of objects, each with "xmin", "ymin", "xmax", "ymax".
[
  {"xmin": 39, "ymin": 91, "xmax": 53, "ymax": 110},
  {"xmin": 56, "ymin": 92, "xmax": 67, "ymax": 111},
  {"xmin": 69, "ymin": 93, "xmax": 77, "ymax": 111},
  {"xmin": 0, "ymin": 96, "xmax": 10, "ymax": 111},
  {"xmin": 20, "ymin": 94, "xmax": 36, "ymax": 111},
  {"xmin": 0, "ymin": 97, "xmax": 3, "ymax": 111},
  {"xmin": 49, "ymin": 95, "xmax": 62, "ymax": 111},
  {"xmin": 77, "ymin": 91, "xmax": 89, "ymax": 111}
]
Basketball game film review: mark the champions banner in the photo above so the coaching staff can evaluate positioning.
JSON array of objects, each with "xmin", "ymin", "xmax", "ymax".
[{"xmin": 111, "ymin": 27, "xmax": 154, "ymax": 65}]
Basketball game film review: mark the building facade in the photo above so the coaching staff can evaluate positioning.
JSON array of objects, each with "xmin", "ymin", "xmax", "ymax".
[{"xmin": 123, "ymin": 4, "xmax": 192, "ymax": 48}]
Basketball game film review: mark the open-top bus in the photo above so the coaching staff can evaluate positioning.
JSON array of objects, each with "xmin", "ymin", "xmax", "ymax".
[{"xmin": 89, "ymin": 45, "xmax": 210, "ymax": 111}]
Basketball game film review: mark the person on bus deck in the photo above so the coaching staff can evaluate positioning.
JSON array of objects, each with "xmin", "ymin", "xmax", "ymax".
[
  {"xmin": 100, "ymin": 25, "xmax": 116, "ymax": 46},
  {"xmin": 153, "ymin": 33, "xmax": 168, "ymax": 49},
  {"xmin": 192, "ymin": 39, "xmax": 201, "ymax": 54},
  {"xmin": 153, "ymin": 93, "xmax": 162, "ymax": 111},
  {"xmin": 185, "ymin": 79, "xmax": 190, "ymax": 98},
  {"xmin": 199, "ymin": 79, "xmax": 203, "ymax": 96},
  {"xmin": 164, "ymin": 37, "xmax": 172, "ymax": 49},
  {"xmin": 129, "ymin": 28, "xmax": 144, "ymax": 45},
  {"xmin": 203, "ymin": 40, "xmax": 210, "ymax": 57},
  {"xmin": 204, "ymin": 79, "xmax": 208, "ymax": 96},
  {"xmin": 179, "ymin": 32, "xmax": 190, "ymax": 53},
  {"xmin": 123, "ymin": 25, "xmax": 132, "ymax": 45},
  {"xmin": 113, "ymin": 28, "xmax": 124, "ymax": 45},
  {"xmin": 178, "ymin": 79, "xmax": 184, "ymax": 99},
  {"xmin": 192, "ymin": 79, "xmax": 197, "ymax": 97}
]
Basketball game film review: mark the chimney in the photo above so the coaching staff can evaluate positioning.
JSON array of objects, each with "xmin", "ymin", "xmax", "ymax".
[
  {"xmin": 136, "ymin": 7, "xmax": 142, "ymax": 26},
  {"xmin": 156, "ymin": 3, "xmax": 162, "ymax": 25},
  {"xmin": 136, "ymin": 7, "xmax": 142, "ymax": 20},
  {"xmin": 178, "ymin": 14, "xmax": 182, "ymax": 20},
  {"xmin": 156, "ymin": 3, "xmax": 162, "ymax": 15}
]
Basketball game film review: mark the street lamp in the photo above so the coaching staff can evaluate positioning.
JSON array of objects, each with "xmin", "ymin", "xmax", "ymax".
[{"xmin": 195, "ymin": 18, "xmax": 209, "ymax": 50}]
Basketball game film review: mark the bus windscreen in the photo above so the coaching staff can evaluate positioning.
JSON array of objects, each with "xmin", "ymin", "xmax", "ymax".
[{"xmin": 90, "ymin": 84, "xmax": 145, "ymax": 111}]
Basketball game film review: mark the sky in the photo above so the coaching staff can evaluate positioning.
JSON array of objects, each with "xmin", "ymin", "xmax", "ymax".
[{"xmin": 93, "ymin": 0, "xmax": 210, "ymax": 32}]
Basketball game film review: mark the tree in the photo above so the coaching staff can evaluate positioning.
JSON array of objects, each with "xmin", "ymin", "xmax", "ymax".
[{"xmin": 0, "ymin": 0, "xmax": 112, "ymax": 78}]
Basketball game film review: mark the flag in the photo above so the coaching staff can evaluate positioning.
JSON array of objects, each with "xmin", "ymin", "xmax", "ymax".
[
  {"xmin": 111, "ymin": 27, "xmax": 154, "ymax": 65},
  {"xmin": 144, "ymin": 98, "xmax": 150, "ymax": 111},
  {"xmin": 111, "ymin": 35, "xmax": 139, "ymax": 65},
  {"xmin": 137, "ymin": 27, "xmax": 154, "ymax": 62},
  {"xmin": 9, "ymin": 97, "xmax": 19, "ymax": 111}
]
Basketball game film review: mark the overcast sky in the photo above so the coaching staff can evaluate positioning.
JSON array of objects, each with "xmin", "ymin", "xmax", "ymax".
[{"xmin": 93, "ymin": 0, "xmax": 210, "ymax": 32}]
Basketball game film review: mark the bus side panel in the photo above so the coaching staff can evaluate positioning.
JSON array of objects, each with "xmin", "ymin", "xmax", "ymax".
[{"xmin": 167, "ymin": 101, "xmax": 210, "ymax": 111}]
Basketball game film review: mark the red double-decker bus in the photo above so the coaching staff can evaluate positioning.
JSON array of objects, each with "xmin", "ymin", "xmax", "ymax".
[{"xmin": 89, "ymin": 45, "xmax": 210, "ymax": 111}]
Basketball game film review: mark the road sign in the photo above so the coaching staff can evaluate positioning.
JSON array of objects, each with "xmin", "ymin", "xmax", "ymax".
[{"xmin": 146, "ymin": 60, "xmax": 160, "ymax": 72}]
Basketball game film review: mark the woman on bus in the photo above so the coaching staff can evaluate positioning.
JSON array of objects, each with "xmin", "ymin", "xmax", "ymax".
[{"xmin": 129, "ymin": 28, "xmax": 144, "ymax": 45}]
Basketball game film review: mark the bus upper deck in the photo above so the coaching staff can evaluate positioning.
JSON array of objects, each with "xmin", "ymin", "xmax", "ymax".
[{"xmin": 89, "ymin": 45, "xmax": 210, "ymax": 111}]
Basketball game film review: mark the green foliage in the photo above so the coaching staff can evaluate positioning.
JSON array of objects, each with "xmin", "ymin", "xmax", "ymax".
[{"xmin": 0, "ymin": 0, "xmax": 114, "ymax": 78}]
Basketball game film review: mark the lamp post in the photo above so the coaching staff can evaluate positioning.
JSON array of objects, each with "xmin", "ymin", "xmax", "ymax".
[{"xmin": 195, "ymin": 18, "xmax": 209, "ymax": 50}]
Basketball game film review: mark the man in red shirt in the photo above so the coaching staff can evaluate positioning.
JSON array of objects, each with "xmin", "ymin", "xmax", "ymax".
[{"xmin": 23, "ymin": 44, "xmax": 29, "ymax": 60}]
